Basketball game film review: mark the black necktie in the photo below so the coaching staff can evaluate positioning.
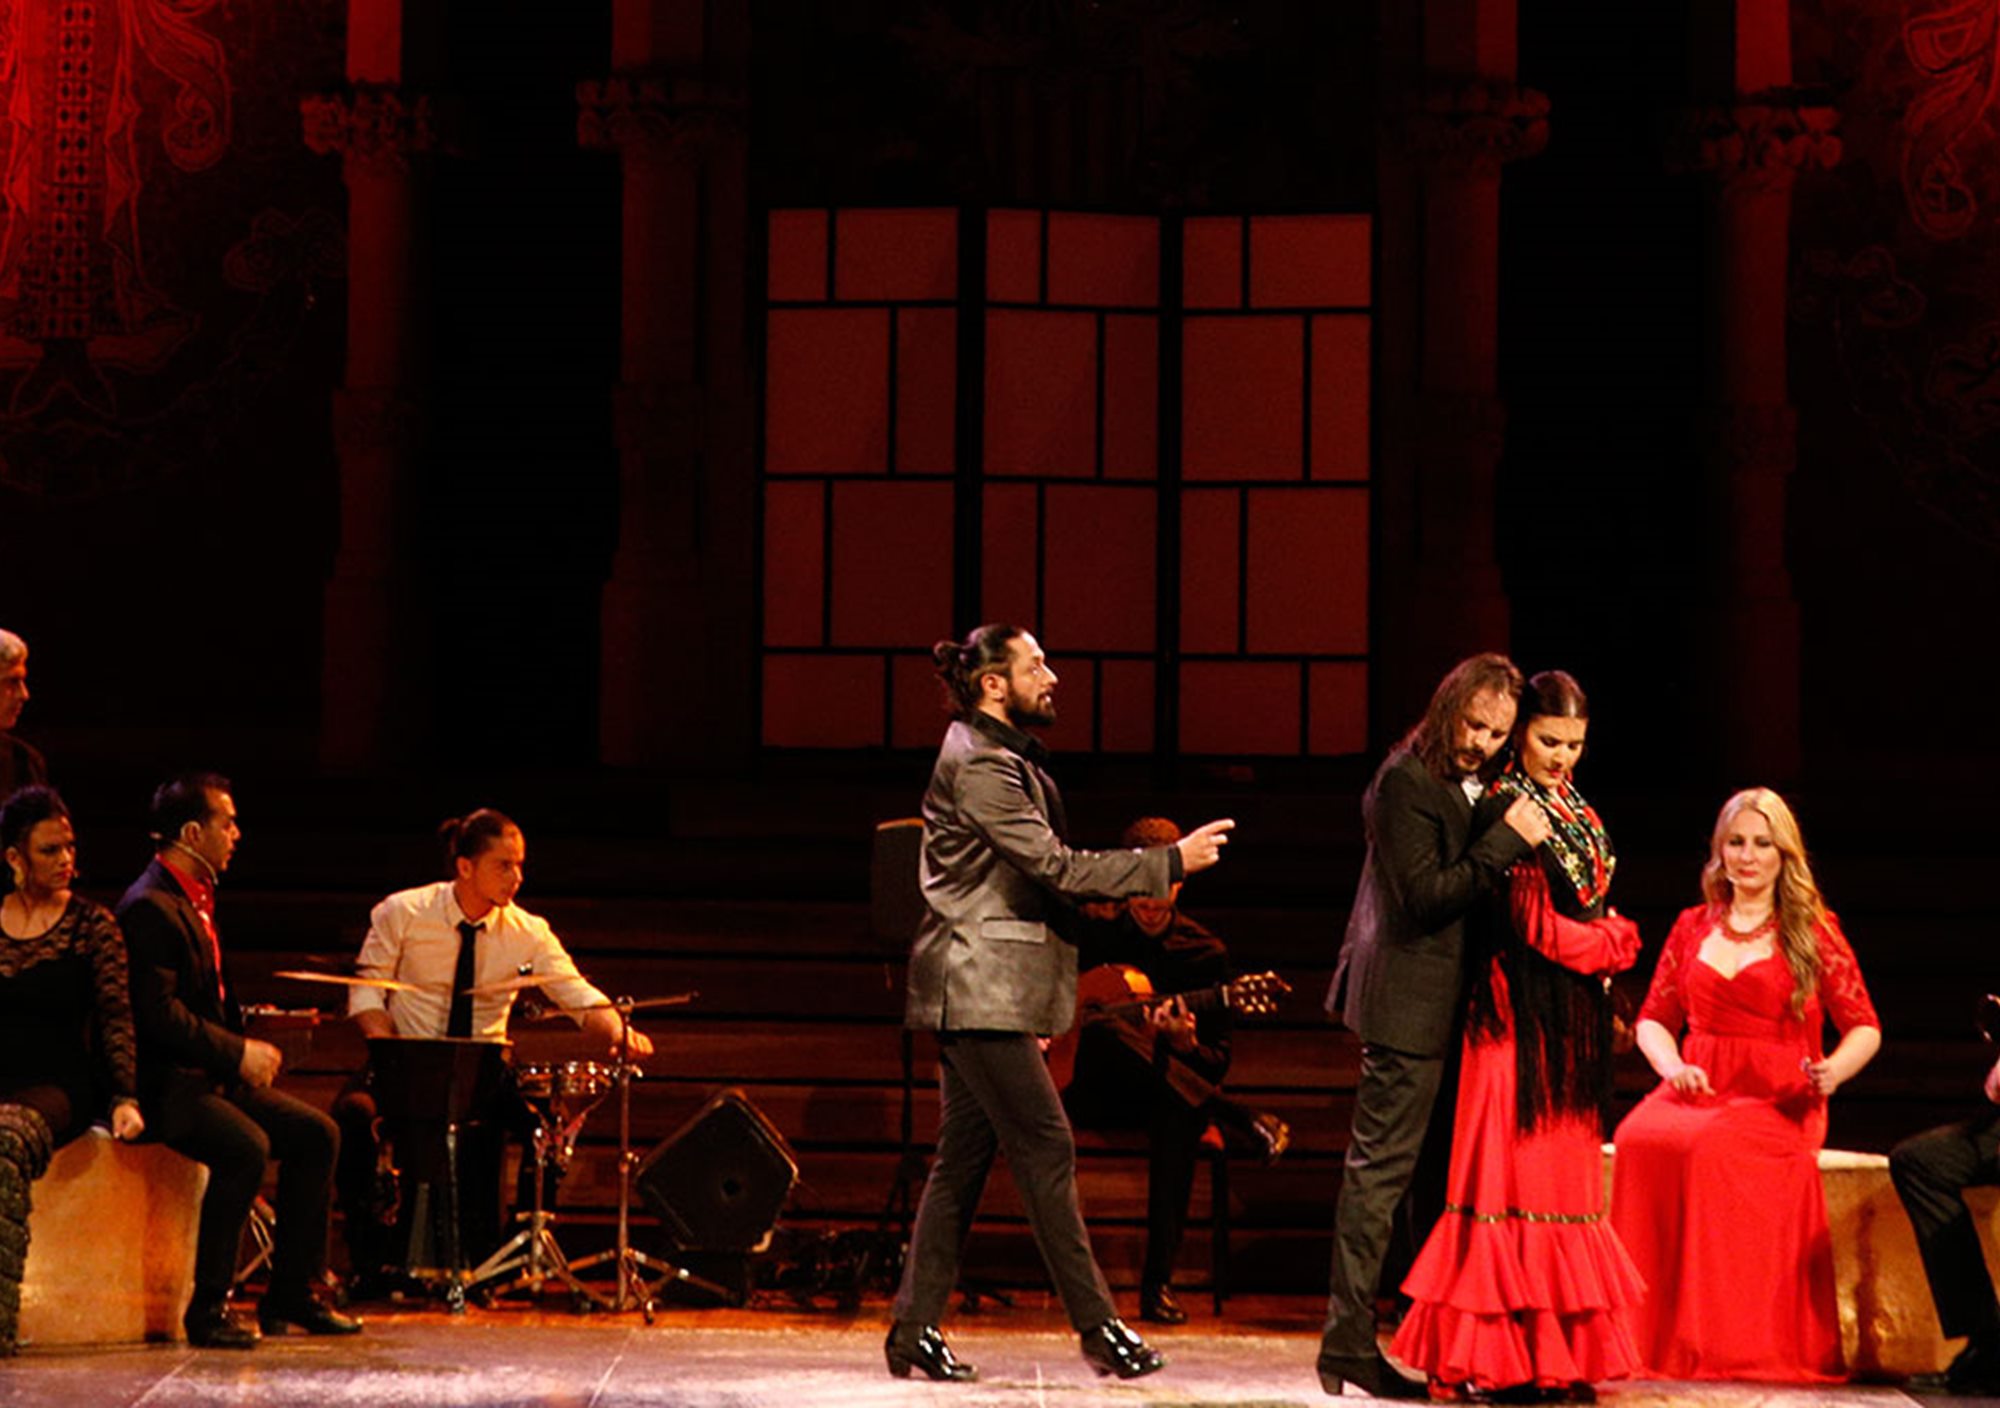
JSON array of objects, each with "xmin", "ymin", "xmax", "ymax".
[{"xmin": 447, "ymin": 920, "xmax": 483, "ymax": 1038}]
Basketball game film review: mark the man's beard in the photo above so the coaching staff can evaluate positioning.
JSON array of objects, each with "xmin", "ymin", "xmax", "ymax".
[{"xmin": 1006, "ymin": 686, "xmax": 1056, "ymax": 728}]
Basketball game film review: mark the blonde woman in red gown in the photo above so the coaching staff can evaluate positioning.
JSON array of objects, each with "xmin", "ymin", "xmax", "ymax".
[
  {"xmin": 1610, "ymin": 788, "xmax": 1880, "ymax": 1380},
  {"xmin": 1390, "ymin": 672, "xmax": 1645, "ymax": 1404}
]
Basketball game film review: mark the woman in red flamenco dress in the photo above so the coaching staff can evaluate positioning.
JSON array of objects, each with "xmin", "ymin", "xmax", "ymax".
[
  {"xmin": 1391, "ymin": 671, "xmax": 1645, "ymax": 1404},
  {"xmin": 1610, "ymin": 787, "xmax": 1881, "ymax": 1381}
]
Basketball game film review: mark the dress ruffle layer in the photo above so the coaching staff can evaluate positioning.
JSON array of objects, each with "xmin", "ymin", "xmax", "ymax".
[{"xmin": 1394, "ymin": 1211, "xmax": 1645, "ymax": 1390}]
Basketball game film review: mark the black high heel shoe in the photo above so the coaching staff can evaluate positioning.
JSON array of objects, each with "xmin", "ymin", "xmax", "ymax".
[
  {"xmin": 884, "ymin": 1324, "xmax": 978, "ymax": 1381},
  {"xmin": 1080, "ymin": 1318, "xmax": 1165, "ymax": 1378}
]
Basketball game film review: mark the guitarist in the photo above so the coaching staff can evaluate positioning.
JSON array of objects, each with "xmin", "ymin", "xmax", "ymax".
[{"xmin": 1066, "ymin": 816, "xmax": 1290, "ymax": 1327}]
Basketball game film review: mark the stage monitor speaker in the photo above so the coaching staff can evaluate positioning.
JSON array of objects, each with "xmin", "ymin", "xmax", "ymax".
[
  {"xmin": 637, "ymin": 1088, "xmax": 798, "ymax": 1254},
  {"xmin": 871, "ymin": 817, "xmax": 925, "ymax": 952}
]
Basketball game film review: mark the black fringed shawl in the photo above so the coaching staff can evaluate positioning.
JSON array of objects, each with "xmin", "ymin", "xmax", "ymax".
[{"xmin": 1466, "ymin": 766, "xmax": 1619, "ymax": 1133}]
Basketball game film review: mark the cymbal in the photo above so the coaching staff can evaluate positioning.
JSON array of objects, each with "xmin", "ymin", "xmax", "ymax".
[
  {"xmin": 576, "ymin": 990, "xmax": 697, "ymax": 1013},
  {"xmin": 272, "ymin": 969, "xmax": 421, "ymax": 993},
  {"xmin": 460, "ymin": 972, "xmax": 574, "ymax": 997}
]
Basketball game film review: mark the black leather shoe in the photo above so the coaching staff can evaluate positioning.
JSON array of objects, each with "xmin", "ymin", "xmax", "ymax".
[
  {"xmin": 1318, "ymin": 1349, "xmax": 1427, "ymax": 1399},
  {"xmin": 1081, "ymin": 1318, "xmax": 1164, "ymax": 1379},
  {"xmin": 1910, "ymin": 1339, "xmax": 2000, "ymax": 1395},
  {"xmin": 258, "ymin": 1294, "xmax": 363, "ymax": 1337},
  {"xmin": 884, "ymin": 1324, "xmax": 978, "ymax": 1382},
  {"xmin": 184, "ymin": 1307, "xmax": 260, "ymax": 1350},
  {"xmin": 1139, "ymin": 1282, "xmax": 1188, "ymax": 1325},
  {"xmin": 1251, "ymin": 1111, "xmax": 1292, "ymax": 1164}
]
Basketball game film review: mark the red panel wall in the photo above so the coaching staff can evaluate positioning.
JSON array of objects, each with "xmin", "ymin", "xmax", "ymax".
[
  {"xmin": 984, "ymin": 309, "xmax": 1097, "ymax": 477},
  {"xmin": 1179, "ymin": 661, "xmax": 1299, "ymax": 755},
  {"xmin": 1043, "ymin": 485, "xmax": 1155, "ymax": 653},
  {"xmin": 830, "ymin": 481, "xmax": 955, "ymax": 647},
  {"xmin": 1182, "ymin": 317, "xmax": 1303, "ymax": 481},
  {"xmin": 1245, "ymin": 490, "xmax": 1368, "ymax": 655},
  {"xmin": 764, "ymin": 309, "xmax": 889, "ymax": 474},
  {"xmin": 1179, "ymin": 213, "xmax": 1372, "ymax": 754},
  {"xmin": 1179, "ymin": 489, "xmax": 1240, "ymax": 654},
  {"xmin": 762, "ymin": 482, "xmax": 824, "ymax": 646},
  {"xmin": 763, "ymin": 207, "xmax": 1370, "ymax": 756},
  {"xmin": 763, "ymin": 209, "xmax": 960, "ymax": 748}
]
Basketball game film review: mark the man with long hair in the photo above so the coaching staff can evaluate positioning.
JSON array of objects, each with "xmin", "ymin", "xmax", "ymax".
[{"xmin": 1318, "ymin": 654, "xmax": 1549, "ymax": 1398}]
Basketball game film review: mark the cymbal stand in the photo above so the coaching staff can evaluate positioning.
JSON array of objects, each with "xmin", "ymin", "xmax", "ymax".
[
  {"xmin": 464, "ymin": 1097, "xmax": 609, "ymax": 1307},
  {"xmin": 567, "ymin": 996, "xmax": 728, "ymax": 1320}
]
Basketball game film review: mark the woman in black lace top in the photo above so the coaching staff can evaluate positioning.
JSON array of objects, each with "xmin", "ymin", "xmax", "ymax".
[{"xmin": 0, "ymin": 784, "xmax": 142, "ymax": 1354}]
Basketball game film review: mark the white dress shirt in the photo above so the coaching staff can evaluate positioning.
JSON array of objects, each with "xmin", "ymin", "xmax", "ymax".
[{"xmin": 348, "ymin": 880, "xmax": 607, "ymax": 1040}]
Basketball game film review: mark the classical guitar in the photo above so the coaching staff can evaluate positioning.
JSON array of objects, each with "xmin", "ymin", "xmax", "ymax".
[{"xmin": 1046, "ymin": 965, "xmax": 1290, "ymax": 1094}]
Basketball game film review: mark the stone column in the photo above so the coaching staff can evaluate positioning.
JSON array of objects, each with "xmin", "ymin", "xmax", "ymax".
[
  {"xmin": 303, "ymin": 83, "xmax": 439, "ymax": 770},
  {"xmin": 1375, "ymin": 18, "xmax": 1547, "ymax": 726},
  {"xmin": 1676, "ymin": 32, "xmax": 1840, "ymax": 779},
  {"xmin": 580, "ymin": 6, "xmax": 753, "ymax": 767}
]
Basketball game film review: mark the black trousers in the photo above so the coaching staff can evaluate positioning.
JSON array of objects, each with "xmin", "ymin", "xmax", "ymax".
[
  {"xmin": 892, "ymin": 1031, "xmax": 1117, "ymax": 1333},
  {"xmin": 1064, "ymin": 1048, "xmax": 1219, "ymax": 1289},
  {"xmin": 333, "ymin": 1073, "xmax": 542, "ymax": 1277},
  {"xmin": 1319, "ymin": 1040, "xmax": 1446, "ymax": 1364},
  {"xmin": 146, "ymin": 1081, "xmax": 338, "ymax": 1312},
  {"xmin": 1891, "ymin": 1108, "xmax": 2000, "ymax": 1343}
]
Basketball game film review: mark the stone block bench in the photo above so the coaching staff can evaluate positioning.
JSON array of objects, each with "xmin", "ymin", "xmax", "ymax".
[{"xmin": 18, "ymin": 1131, "xmax": 206, "ymax": 1347}]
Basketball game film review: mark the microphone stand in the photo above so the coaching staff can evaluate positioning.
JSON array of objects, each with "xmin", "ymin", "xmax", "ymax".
[{"xmin": 567, "ymin": 995, "xmax": 728, "ymax": 1320}]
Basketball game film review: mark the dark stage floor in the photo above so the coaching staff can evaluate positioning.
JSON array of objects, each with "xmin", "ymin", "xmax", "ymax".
[{"xmin": 0, "ymin": 1296, "xmax": 1960, "ymax": 1408}]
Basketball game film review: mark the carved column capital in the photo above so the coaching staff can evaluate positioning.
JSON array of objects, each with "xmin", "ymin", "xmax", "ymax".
[
  {"xmin": 577, "ymin": 74, "xmax": 747, "ymax": 164},
  {"xmin": 302, "ymin": 85, "xmax": 444, "ymax": 172},
  {"xmin": 1389, "ymin": 80, "xmax": 1550, "ymax": 175},
  {"xmin": 1669, "ymin": 91, "xmax": 1841, "ymax": 194}
]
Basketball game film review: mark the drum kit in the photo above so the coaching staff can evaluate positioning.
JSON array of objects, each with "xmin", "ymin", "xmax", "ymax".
[{"xmin": 273, "ymin": 967, "xmax": 712, "ymax": 1316}]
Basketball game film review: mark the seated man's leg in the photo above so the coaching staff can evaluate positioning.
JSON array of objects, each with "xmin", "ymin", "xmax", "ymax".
[
  {"xmin": 1141, "ymin": 1083, "xmax": 1205, "ymax": 1306},
  {"xmin": 1891, "ymin": 1113, "xmax": 2000, "ymax": 1347},
  {"xmin": 331, "ymin": 1082, "xmax": 391, "ymax": 1286},
  {"xmin": 153, "ymin": 1087, "xmax": 270, "ymax": 1340},
  {"xmin": 229, "ymin": 1084, "xmax": 350, "ymax": 1329}
]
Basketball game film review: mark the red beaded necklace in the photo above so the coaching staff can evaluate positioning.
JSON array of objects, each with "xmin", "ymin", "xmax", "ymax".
[{"xmin": 1721, "ymin": 909, "xmax": 1778, "ymax": 943}]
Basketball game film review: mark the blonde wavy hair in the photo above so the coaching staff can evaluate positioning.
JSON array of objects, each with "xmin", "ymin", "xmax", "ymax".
[{"xmin": 1700, "ymin": 787, "xmax": 1826, "ymax": 1018}]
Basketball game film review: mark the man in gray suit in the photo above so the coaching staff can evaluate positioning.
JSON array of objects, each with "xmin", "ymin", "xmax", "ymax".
[
  {"xmin": 887, "ymin": 623, "xmax": 1234, "ymax": 1385},
  {"xmin": 1318, "ymin": 653, "xmax": 1549, "ymax": 1398}
]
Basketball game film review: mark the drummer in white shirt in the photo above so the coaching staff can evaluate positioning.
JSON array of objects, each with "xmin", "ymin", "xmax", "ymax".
[{"xmin": 336, "ymin": 809, "xmax": 653, "ymax": 1297}]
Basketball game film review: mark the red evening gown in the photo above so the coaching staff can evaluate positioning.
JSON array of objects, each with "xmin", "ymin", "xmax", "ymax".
[
  {"xmin": 1390, "ymin": 864, "xmax": 1646, "ymax": 1393},
  {"xmin": 1609, "ymin": 906, "xmax": 1877, "ymax": 1381}
]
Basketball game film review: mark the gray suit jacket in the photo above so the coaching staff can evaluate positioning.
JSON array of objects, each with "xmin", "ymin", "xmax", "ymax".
[
  {"xmin": 905, "ymin": 715, "xmax": 1177, "ymax": 1035},
  {"xmin": 1326, "ymin": 747, "xmax": 1532, "ymax": 1057}
]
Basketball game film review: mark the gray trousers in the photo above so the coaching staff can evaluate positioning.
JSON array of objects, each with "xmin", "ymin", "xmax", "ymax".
[
  {"xmin": 892, "ymin": 1031, "xmax": 1117, "ymax": 1333},
  {"xmin": 1319, "ymin": 1040, "xmax": 1446, "ymax": 1364}
]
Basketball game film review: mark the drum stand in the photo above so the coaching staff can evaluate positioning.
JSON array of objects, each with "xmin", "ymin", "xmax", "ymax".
[
  {"xmin": 464, "ymin": 1116, "xmax": 608, "ymax": 1307},
  {"xmin": 567, "ymin": 996, "xmax": 728, "ymax": 1320}
]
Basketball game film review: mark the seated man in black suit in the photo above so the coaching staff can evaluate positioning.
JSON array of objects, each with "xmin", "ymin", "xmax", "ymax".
[
  {"xmin": 121, "ymin": 773, "xmax": 360, "ymax": 1348},
  {"xmin": 1891, "ymin": 1043, "xmax": 2000, "ymax": 1396},
  {"xmin": 1066, "ymin": 816, "xmax": 1290, "ymax": 1326}
]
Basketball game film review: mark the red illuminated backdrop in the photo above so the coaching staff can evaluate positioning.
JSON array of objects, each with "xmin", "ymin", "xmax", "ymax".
[{"xmin": 762, "ymin": 206, "xmax": 1371, "ymax": 757}]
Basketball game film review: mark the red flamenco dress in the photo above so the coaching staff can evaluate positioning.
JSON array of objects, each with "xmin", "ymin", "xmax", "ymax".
[
  {"xmin": 1609, "ymin": 905, "xmax": 1878, "ymax": 1380},
  {"xmin": 1391, "ymin": 782, "xmax": 1646, "ymax": 1396}
]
